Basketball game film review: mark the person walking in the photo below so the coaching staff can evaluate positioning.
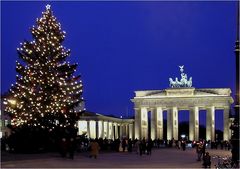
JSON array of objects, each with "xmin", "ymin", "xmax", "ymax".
[
  {"xmin": 196, "ymin": 142, "xmax": 203, "ymax": 161},
  {"xmin": 89, "ymin": 139, "xmax": 100, "ymax": 159}
]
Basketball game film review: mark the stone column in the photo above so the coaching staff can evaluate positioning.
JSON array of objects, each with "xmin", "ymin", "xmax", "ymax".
[
  {"xmin": 123, "ymin": 124, "xmax": 127, "ymax": 137},
  {"xmin": 110, "ymin": 122, "xmax": 113, "ymax": 139},
  {"xmin": 98, "ymin": 120, "xmax": 102, "ymax": 138},
  {"xmin": 129, "ymin": 124, "xmax": 133, "ymax": 139},
  {"xmin": 103, "ymin": 121, "xmax": 108, "ymax": 139},
  {"xmin": 115, "ymin": 123, "xmax": 119, "ymax": 139},
  {"xmin": 167, "ymin": 108, "xmax": 173, "ymax": 140},
  {"xmin": 108, "ymin": 122, "xmax": 112, "ymax": 139},
  {"xmin": 157, "ymin": 107, "xmax": 163, "ymax": 139},
  {"xmin": 126, "ymin": 124, "xmax": 129, "ymax": 138},
  {"xmin": 141, "ymin": 107, "xmax": 148, "ymax": 139},
  {"xmin": 119, "ymin": 124, "xmax": 123, "ymax": 139},
  {"xmin": 101, "ymin": 121, "xmax": 104, "ymax": 138},
  {"xmin": 172, "ymin": 107, "xmax": 178, "ymax": 140},
  {"xmin": 87, "ymin": 121, "xmax": 90, "ymax": 138},
  {"xmin": 151, "ymin": 108, "xmax": 157, "ymax": 140},
  {"xmin": 134, "ymin": 108, "xmax": 141, "ymax": 139},
  {"xmin": 106, "ymin": 121, "xmax": 109, "ymax": 139},
  {"xmin": 206, "ymin": 106, "xmax": 215, "ymax": 141},
  {"xmin": 167, "ymin": 107, "xmax": 178, "ymax": 140},
  {"xmin": 96, "ymin": 121, "xmax": 99, "ymax": 139},
  {"xmin": 112, "ymin": 122, "xmax": 114, "ymax": 139},
  {"xmin": 111, "ymin": 122, "xmax": 114, "ymax": 139},
  {"xmin": 189, "ymin": 107, "xmax": 199, "ymax": 141},
  {"xmin": 121, "ymin": 124, "xmax": 125, "ymax": 137},
  {"xmin": 223, "ymin": 107, "xmax": 230, "ymax": 141},
  {"xmin": 89, "ymin": 121, "xmax": 96, "ymax": 139}
]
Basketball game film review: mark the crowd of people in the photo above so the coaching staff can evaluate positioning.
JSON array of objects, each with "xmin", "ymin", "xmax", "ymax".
[
  {"xmin": 2, "ymin": 131, "xmax": 234, "ymax": 168},
  {"xmin": 57, "ymin": 136, "xmax": 232, "ymax": 164},
  {"xmin": 58, "ymin": 137, "xmax": 154, "ymax": 159}
]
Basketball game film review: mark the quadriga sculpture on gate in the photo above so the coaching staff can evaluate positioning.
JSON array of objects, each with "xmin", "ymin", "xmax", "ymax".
[{"xmin": 169, "ymin": 65, "xmax": 193, "ymax": 88}]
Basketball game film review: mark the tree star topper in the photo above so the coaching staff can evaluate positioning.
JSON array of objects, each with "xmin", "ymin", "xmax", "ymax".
[{"xmin": 46, "ymin": 4, "xmax": 51, "ymax": 10}]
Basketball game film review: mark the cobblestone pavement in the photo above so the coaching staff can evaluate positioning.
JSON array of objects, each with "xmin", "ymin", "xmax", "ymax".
[{"xmin": 1, "ymin": 148, "xmax": 231, "ymax": 168}]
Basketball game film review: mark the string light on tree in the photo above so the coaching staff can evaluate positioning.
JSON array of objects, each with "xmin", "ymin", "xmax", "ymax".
[{"xmin": 4, "ymin": 4, "xmax": 84, "ymax": 129}]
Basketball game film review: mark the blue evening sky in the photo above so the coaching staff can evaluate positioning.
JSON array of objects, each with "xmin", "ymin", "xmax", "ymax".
[{"xmin": 1, "ymin": 1, "xmax": 237, "ymax": 130}]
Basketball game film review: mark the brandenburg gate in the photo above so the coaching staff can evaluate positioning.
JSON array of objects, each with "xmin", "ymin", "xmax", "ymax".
[{"xmin": 131, "ymin": 66, "xmax": 233, "ymax": 141}]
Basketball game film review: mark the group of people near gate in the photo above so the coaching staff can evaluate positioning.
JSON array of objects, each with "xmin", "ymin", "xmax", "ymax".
[
  {"xmin": 134, "ymin": 138, "xmax": 154, "ymax": 155},
  {"xmin": 58, "ymin": 135, "xmax": 231, "ymax": 168},
  {"xmin": 195, "ymin": 140, "xmax": 211, "ymax": 168},
  {"xmin": 59, "ymin": 137, "xmax": 101, "ymax": 159},
  {"xmin": 58, "ymin": 136, "xmax": 155, "ymax": 159}
]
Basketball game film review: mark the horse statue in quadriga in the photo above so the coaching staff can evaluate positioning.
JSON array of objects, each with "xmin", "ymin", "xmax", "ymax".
[
  {"xmin": 169, "ymin": 78, "xmax": 180, "ymax": 88},
  {"xmin": 186, "ymin": 77, "xmax": 192, "ymax": 87}
]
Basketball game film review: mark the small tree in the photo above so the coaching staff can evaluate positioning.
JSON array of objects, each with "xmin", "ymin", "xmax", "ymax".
[{"xmin": 4, "ymin": 5, "xmax": 83, "ymax": 151}]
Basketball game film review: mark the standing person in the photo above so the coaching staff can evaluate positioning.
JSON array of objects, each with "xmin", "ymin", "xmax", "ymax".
[
  {"xmin": 196, "ymin": 142, "xmax": 203, "ymax": 161},
  {"xmin": 89, "ymin": 139, "xmax": 100, "ymax": 159},
  {"xmin": 115, "ymin": 138, "xmax": 120, "ymax": 152},
  {"xmin": 224, "ymin": 141, "xmax": 228, "ymax": 150},
  {"xmin": 178, "ymin": 140, "xmax": 181, "ymax": 149},
  {"xmin": 220, "ymin": 141, "xmax": 224, "ymax": 150},
  {"xmin": 122, "ymin": 138, "xmax": 127, "ymax": 152},
  {"xmin": 157, "ymin": 138, "xmax": 161, "ymax": 148},
  {"xmin": 202, "ymin": 152, "xmax": 211, "ymax": 168},
  {"xmin": 182, "ymin": 140, "xmax": 186, "ymax": 151},
  {"xmin": 103, "ymin": 138, "xmax": 108, "ymax": 150},
  {"xmin": 139, "ymin": 140, "xmax": 143, "ymax": 156},
  {"xmin": 128, "ymin": 139, "xmax": 133, "ymax": 152},
  {"xmin": 227, "ymin": 141, "xmax": 231, "ymax": 150},
  {"xmin": 202, "ymin": 141, "xmax": 206, "ymax": 158},
  {"xmin": 142, "ymin": 138, "xmax": 146, "ymax": 154},
  {"xmin": 146, "ymin": 139, "xmax": 153, "ymax": 155},
  {"xmin": 172, "ymin": 138, "xmax": 176, "ymax": 148},
  {"xmin": 68, "ymin": 138, "xmax": 77, "ymax": 159},
  {"xmin": 135, "ymin": 139, "xmax": 140, "ymax": 154}
]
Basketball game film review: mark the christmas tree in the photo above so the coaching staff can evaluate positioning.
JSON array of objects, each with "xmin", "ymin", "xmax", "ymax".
[{"xmin": 4, "ymin": 4, "xmax": 83, "ymax": 139}]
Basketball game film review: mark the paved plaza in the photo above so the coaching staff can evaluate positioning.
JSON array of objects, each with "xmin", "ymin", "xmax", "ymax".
[{"xmin": 1, "ymin": 148, "xmax": 231, "ymax": 168}]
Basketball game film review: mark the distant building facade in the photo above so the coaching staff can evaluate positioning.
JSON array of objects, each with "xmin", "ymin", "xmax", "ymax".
[{"xmin": 78, "ymin": 111, "xmax": 134, "ymax": 139}]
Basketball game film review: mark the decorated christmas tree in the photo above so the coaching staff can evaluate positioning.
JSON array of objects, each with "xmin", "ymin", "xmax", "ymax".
[{"xmin": 3, "ymin": 4, "xmax": 83, "ymax": 146}]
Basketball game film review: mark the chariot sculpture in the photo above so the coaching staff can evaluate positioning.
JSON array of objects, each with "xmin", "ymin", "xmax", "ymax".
[{"xmin": 169, "ymin": 65, "xmax": 193, "ymax": 88}]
